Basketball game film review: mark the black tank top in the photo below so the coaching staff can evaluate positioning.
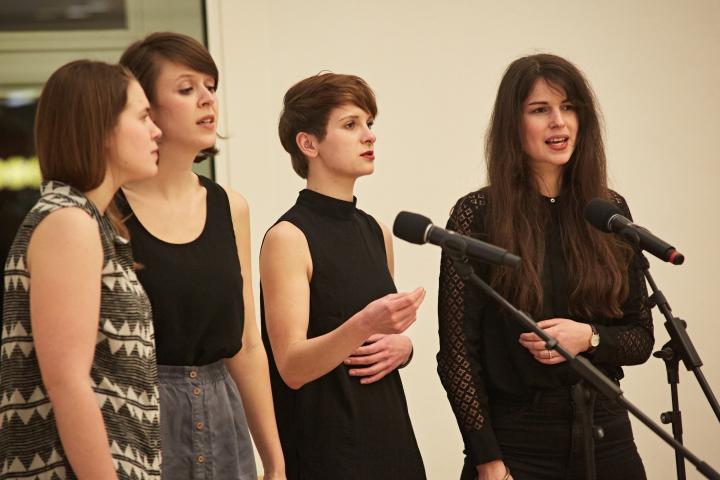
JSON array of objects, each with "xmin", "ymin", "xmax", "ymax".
[
  {"xmin": 118, "ymin": 175, "xmax": 244, "ymax": 366},
  {"xmin": 261, "ymin": 189, "xmax": 426, "ymax": 480}
]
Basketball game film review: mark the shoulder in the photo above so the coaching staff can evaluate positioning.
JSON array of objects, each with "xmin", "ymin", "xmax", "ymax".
[
  {"xmin": 216, "ymin": 183, "xmax": 250, "ymax": 223},
  {"xmin": 263, "ymin": 220, "xmax": 307, "ymax": 251},
  {"xmin": 447, "ymin": 187, "xmax": 490, "ymax": 234},
  {"xmin": 374, "ymin": 219, "xmax": 393, "ymax": 248},
  {"xmin": 377, "ymin": 220, "xmax": 391, "ymax": 239},
  {"xmin": 355, "ymin": 207, "xmax": 385, "ymax": 238},
  {"xmin": 36, "ymin": 206, "xmax": 98, "ymax": 236},
  {"xmin": 261, "ymin": 220, "xmax": 310, "ymax": 269},
  {"xmin": 29, "ymin": 207, "xmax": 101, "ymax": 266},
  {"xmin": 608, "ymin": 189, "xmax": 632, "ymax": 218},
  {"xmin": 35, "ymin": 181, "xmax": 96, "ymax": 216}
]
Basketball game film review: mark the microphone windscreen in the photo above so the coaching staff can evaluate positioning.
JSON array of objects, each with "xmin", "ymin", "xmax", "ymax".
[
  {"xmin": 584, "ymin": 198, "xmax": 623, "ymax": 233},
  {"xmin": 393, "ymin": 211, "xmax": 432, "ymax": 245}
]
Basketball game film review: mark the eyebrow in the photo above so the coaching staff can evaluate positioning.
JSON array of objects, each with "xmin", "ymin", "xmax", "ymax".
[
  {"xmin": 338, "ymin": 114, "xmax": 375, "ymax": 122},
  {"xmin": 526, "ymin": 99, "xmax": 572, "ymax": 106},
  {"xmin": 174, "ymin": 73, "xmax": 214, "ymax": 82}
]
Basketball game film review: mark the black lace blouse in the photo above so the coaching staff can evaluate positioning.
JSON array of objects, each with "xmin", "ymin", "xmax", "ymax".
[{"xmin": 436, "ymin": 188, "xmax": 654, "ymax": 465}]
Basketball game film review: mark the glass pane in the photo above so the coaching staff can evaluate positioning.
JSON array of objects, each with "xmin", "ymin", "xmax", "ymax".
[{"xmin": 0, "ymin": 0, "xmax": 128, "ymax": 32}]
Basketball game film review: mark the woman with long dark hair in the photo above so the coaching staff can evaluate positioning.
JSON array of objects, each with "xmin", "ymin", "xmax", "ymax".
[{"xmin": 437, "ymin": 53, "xmax": 653, "ymax": 480}]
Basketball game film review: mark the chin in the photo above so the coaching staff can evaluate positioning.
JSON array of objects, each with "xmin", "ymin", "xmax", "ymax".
[
  {"xmin": 357, "ymin": 167, "xmax": 374, "ymax": 178},
  {"xmin": 138, "ymin": 164, "xmax": 159, "ymax": 181}
]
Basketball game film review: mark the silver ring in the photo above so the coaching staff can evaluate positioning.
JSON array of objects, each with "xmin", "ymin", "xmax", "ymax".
[{"xmin": 546, "ymin": 349, "xmax": 553, "ymax": 359}]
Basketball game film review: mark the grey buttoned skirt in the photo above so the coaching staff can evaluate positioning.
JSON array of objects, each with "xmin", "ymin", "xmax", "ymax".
[{"xmin": 157, "ymin": 360, "xmax": 257, "ymax": 479}]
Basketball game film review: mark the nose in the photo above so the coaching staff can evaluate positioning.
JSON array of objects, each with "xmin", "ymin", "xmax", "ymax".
[
  {"xmin": 198, "ymin": 85, "xmax": 216, "ymax": 107},
  {"xmin": 150, "ymin": 119, "xmax": 162, "ymax": 141},
  {"xmin": 549, "ymin": 108, "xmax": 566, "ymax": 128},
  {"xmin": 362, "ymin": 126, "xmax": 376, "ymax": 145}
]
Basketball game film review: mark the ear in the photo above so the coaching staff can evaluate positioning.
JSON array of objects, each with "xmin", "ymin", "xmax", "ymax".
[{"xmin": 296, "ymin": 132, "xmax": 319, "ymax": 159}]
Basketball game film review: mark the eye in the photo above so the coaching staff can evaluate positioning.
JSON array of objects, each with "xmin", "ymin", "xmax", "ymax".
[
  {"xmin": 206, "ymin": 85, "xmax": 217, "ymax": 93},
  {"xmin": 530, "ymin": 106, "xmax": 548, "ymax": 114},
  {"xmin": 345, "ymin": 121, "xmax": 355, "ymax": 129},
  {"xmin": 179, "ymin": 87, "xmax": 193, "ymax": 95},
  {"xmin": 367, "ymin": 120, "xmax": 374, "ymax": 129},
  {"xmin": 561, "ymin": 104, "xmax": 576, "ymax": 111}
]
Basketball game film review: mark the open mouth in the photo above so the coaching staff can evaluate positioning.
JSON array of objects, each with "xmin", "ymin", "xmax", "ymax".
[
  {"xmin": 546, "ymin": 136, "xmax": 568, "ymax": 144},
  {"xmin": 545, "ymin": 136, "xmax": 569, "ymax": 149},
  {"xmin": 197, "ymin": 116, "xmax": 215, "ymax": 126}
]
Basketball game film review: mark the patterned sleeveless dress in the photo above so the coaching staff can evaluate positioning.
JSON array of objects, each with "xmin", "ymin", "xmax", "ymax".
[{"xmin": 0, "ymin": 181, "xmax": 161, "ymax": 480}]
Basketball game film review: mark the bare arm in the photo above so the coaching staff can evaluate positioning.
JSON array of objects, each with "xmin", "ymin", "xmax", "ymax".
[
  {"xmin": 223, "ymin": 189, "xmax": 285, "ymax": 478},
  {"xmin": 29, "ymin": 208, "xmax": 118, "ymax": 479},
  {"xmin": 260, "ymin": 221, "xmax": 424, "ymax": 391}
]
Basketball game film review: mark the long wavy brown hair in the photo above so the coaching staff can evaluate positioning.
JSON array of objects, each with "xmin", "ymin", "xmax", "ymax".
[{"xmin": 485, "ymin": 53, "xmax": 631, "ymax": 319}]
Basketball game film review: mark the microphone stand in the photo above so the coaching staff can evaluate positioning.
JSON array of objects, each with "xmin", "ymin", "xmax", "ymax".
[
  {"xmin": 616, "ymin": 229, "xmax": 720, "ymax": 480},
  {"xmin": 447, "ymin": 252, "xmax": 720, "ymax": 480}
]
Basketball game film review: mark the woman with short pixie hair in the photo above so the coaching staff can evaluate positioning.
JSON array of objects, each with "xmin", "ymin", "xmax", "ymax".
[
  {"xmin": 261, "ymin": 72, "xmax": 427, "ymax": 479},
  {"xmin": 0, "ymin": 60, "xmax": 162, "ymax": 479}
]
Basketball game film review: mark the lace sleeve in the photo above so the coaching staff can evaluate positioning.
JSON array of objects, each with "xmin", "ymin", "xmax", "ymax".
[
  {"xmin": 436, "ymin": 192, "xmax": 502, "ymax": 464},
  {"xmin": 591, "ymin": 193, "xmax": 655, "ymax": 366}
]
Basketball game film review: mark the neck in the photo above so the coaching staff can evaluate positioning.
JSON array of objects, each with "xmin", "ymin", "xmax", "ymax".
[
  {"xmin": 84, "ymin": 173, "xmax": 117, "ymax": 213},
  {"xmin": 306, "ymin": 171, "xmax": 356, "ymax": 202},
  {"xmin": 531, "ymin": 166, "xmax": 563, "ymax": 197},
  {"xmin": 123, "ymin": 143, "xmax": 200, "ymax": 199}
]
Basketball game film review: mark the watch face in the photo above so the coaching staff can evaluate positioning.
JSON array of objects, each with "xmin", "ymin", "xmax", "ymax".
[{"xmin": 590, "ymin": 334, "xmax": 600, "ymax": 347}]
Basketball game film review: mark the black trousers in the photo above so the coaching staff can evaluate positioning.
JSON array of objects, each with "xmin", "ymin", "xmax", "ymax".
[{"xmin": 461, "ymin": 385, "xmax": 647, "ymax": 480}]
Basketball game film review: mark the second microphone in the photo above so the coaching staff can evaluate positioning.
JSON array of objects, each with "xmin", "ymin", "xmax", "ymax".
[{"xmin": 393, "ymin": 211, "xmax": 521, "ymax": 269}]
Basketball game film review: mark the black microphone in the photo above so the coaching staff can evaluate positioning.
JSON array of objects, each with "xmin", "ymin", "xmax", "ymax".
[
  {"xmin": 584, "ymin": 198, "xmax": 684, "ymax": 265},
  {"xmin": 393, "ymin": 211, "xmax": 521, "ymax": 269}
]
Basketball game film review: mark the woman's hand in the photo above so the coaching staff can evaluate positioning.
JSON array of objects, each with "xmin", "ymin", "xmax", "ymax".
[
  {"xmin": 344, "ymin": 333, "xmax": 413, "ymax": 384},
  {"xmin": 358, "ymin": 287, "xmax": 425, "ymax": 335},
  {"xmin": 518, "ymin": 318, "xmax": 592, "ymax": 364},
  {"xmin": 476, "ymin": 459, "xmax": 512, "ymax": 480}
]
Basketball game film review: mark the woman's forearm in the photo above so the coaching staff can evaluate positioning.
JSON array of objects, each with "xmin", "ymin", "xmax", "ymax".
[
  {"xmin": 274, "ymin": 312, "xmax": 372, "ymax": 390},
  {"xmin": 226, "ymin": 345, "xmax": 285, "ymax": 476},
  {"xmin": 47, "ymin": 378, "xmax": 118, "ymax": 479}
]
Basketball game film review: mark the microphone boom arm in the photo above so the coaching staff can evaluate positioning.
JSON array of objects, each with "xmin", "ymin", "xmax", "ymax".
[{"xmin": 447, "ymin": 250, "xmax": 720, "ymax": 480}]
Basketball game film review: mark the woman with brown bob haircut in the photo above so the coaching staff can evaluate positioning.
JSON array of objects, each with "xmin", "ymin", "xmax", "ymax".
[
  {"xmin": 261, "ymin": 72, "xmax": 426, "ymax": 479},
  {"xmin": 118, "ymin": 32, "xmax": 285, "ymax": 479},
  {"xmin": 0, "ymin": 60, "xmax": 162, "ymax": 479},
  {"xmin": 437, "ymin": 53, "xmax": 653, "ymax": 479}
]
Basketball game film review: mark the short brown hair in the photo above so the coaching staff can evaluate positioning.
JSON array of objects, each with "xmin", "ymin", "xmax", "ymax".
[
  {"xmin": 35, "ymin": 60, "xmax": 133, "ymax": 236},
  {"xmin": 120, "ymin": 32, "xmax": 218, "ymax": 163},
  {"xmin": 278, "ymin": 73, "xmax": 377, "ymax": 178}
]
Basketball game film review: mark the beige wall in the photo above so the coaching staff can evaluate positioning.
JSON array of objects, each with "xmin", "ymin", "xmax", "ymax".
[{"xmin": 205, "ymin": 1, "xmax": 720, "ymax": 478}]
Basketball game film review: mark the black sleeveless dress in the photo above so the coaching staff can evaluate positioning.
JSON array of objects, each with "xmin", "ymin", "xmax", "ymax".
[
  {"xmin": 118, "ymin": 175, "xmax": 244, "ymax": 366},
  {"xmin": 261, "ymin": 189, "xmax": 426, "ymax": 480},
  {"xmin": 117, "ymin": 176, "xmax": 256, "ymax": 479}
]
